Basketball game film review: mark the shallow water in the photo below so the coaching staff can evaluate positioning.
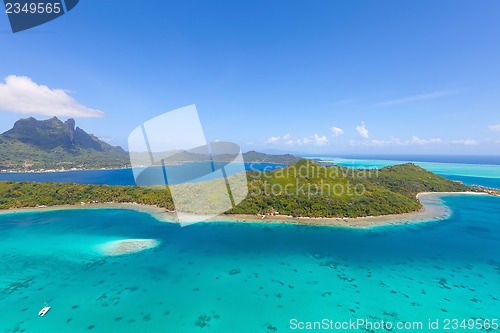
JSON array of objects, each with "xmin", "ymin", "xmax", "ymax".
[{"xmin": 0, "ymin": 195, "xmax": 499, "ymax": 332}]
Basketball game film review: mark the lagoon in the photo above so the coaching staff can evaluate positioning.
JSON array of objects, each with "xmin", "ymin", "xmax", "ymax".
[{"xmin": 0, "ymin": 194, "xmax": 499, "ymax": 332}]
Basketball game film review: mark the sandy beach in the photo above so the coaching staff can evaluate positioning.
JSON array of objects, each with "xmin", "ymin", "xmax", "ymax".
[{"xmin": 0, "ymin": 191, "xmax": 490, "ymax": 228}]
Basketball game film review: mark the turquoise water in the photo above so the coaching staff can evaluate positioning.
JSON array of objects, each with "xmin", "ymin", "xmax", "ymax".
[
  {"xmin": 1, "ymin": 195, "xmax": 499, "ymax": 332},
  {"xmin": 309, "ymin": 157, "xmax": 500, "ymax": 188}
]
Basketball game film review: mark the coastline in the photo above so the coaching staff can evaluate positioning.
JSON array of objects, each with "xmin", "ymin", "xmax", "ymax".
[
  {"xmin": 0, "ymin": 161, "xmax": 290, "ymax": 174},
  {"xmin": 0, "ymin": 166, "xmax": 131, "ymax": 174},
  {"xmin": 0, "ymin": 191, "xmax": 490, "ymax": 228}
]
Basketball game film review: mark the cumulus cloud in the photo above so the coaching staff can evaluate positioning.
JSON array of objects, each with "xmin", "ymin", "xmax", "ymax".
[
  {"xmin": 355, "ymin": 122, "xmax": 369, "ymax": 138},
  {"xmin": 266, "ymin": 133, "xmax": 290, "ymax": 144},
  {"xmin": 488, "ymin": 124, "xmax": 500, "ymax": 131},
  {"xmin": 0, "ymin": 75, "xmax": 103, "ymax": 118},
  {"xmin": 298, "ymin": 134, "xmax": 328, "ymax": 146},
  {"xmin": 330, "ymin": 126, "xmax": 344, "ymax": 137},
  {"xmin": 266, "ymin": 136, "xmax": 281, "ymax": 144},
  {"xmin": 265, "ymin": 133, "xmax": 328, "ymax": 146}
]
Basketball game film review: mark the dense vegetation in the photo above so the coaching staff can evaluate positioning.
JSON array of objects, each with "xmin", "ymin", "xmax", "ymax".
[
  {"xmin": 0, "ymin": 181, "xmax": 174, "ymax": 210},
  {"xmin": 242, "ymin": 151, "xmax": 301, "ymax": 164},
  {"xmin": 0, "ymin": 117, "xmax": 130, "ymax": 170},
  {"xmin": 227, "ymin": 160, "xmax": 471, "ymax": 217},
  {"xmin": 0, "ymin": 160, "xmax": 472, "ymax": 218}
]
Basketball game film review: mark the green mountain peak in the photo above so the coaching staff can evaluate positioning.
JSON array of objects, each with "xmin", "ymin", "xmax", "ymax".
[{"xmin": 0, "ymin": 117, "xmax": 129, "ymax": 170}]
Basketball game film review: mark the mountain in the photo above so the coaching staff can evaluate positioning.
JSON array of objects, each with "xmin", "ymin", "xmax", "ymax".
[
  {"xmin": 242, "ymin": 151, "xmax": 301, "ymax": 164},
  {"xmin": 0, "ymin": 117, "xmax": 129, "ymax": 170}
]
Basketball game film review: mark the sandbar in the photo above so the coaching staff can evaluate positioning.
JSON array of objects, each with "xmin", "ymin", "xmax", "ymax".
[{"xmin": 99, "ymin": 239, "xmax": 160, "ymax": 256}]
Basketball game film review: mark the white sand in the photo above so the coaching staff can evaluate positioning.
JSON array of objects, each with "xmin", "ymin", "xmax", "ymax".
[{"xmin": 99, "ymin": 239, "xmax": 159, "ymax": 256}]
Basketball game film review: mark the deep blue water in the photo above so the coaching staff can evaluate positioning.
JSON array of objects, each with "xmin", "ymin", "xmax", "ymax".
[
  {"xmin": 2, "ymin": 157, "xmax": 500, "ymax": 189},
  {"xmin": 0, "ymin": 162, "xmax": 284, "ymax": 186}
]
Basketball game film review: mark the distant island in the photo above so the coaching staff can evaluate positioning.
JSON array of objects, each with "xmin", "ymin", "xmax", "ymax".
[
  {"xmin": 1, "ymin": 160, "xmax": 491, "ymax": 224},
  {"xmin": 0, "ymin": 117, "xmax": 303, "ymax": 171},
  {"xmin": 0, "ymin": 117, "xmax": 129, "ymax": 170}
]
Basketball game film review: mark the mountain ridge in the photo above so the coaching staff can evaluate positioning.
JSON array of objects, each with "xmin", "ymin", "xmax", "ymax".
[
  {"xmin": 0, "ymin": 117, "xmax": 304, "ymax": 171},
  {"xmin": 0, "ymin": 117, "xmax": 129, "ymax": 170}
]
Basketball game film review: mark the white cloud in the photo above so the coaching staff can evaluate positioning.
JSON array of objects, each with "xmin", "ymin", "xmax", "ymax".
[
  {"xmin": 330, "ymin": 126, "xmax": 344, "ymax": 137},
  {"xmin": 356, "ymin": 122, "xmax": 369, "ymax": 138},
  {"xmin": 410, "ymin": 136, "xmax": 426, "ymax": 145},
  {"xmin": 266, "ymin": 133, "xmax": 291, "ymax": 144},
  {"xmin": 488, "ymin": 124, "xmax": 500, "ymax": 131},
  {"xmin": 0, "ymin": 75, "xmax": 103, "ymax": 118},
  {"xmin": 365, "ymin": 139, "xmax": 387, "ymax": 147},
  {"xmin": 349, "ymin": 138, "xmax": 400, "ymax": 147},
  {"xmin": 375, "ymin": 90, "xmax": 456, "ymax": 106},
  {"xmin": 410, "ymin": 136, "xmax": 442, "ymax": 145},
  {"xmin": 451, "ymin": 139, "xmax": 478, "ymax": 145},
  {"xmin": 349, "ymin": 136, "xmax": 483, "ymax": 147},
  {"xmin": 265, "ymin": 133, "xmax": 328, "ymax": 146},
  {"xmin": 299, "ymin": 134, "xmax": 328, "ymax": 146},
  {"xmin": 266, "ymin": 136, "xmax": 281, "ymax": 144},
  {"xmin": 349, "ymin": 136, "xmax": 444, "ymax": 147}
]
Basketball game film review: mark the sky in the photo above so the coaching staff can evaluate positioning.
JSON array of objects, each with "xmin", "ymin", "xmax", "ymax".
[{"xmin": 0, "ymin": 0, "xmax": 499, "ymax": 155}]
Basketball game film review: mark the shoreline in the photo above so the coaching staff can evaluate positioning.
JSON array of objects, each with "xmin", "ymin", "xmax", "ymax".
[
  {"xmin": 0, "ymin": 191, "xmax": 491, "ymax": 228},
  {"xmin": 0, "ymin": 166, "xmax": 131, "ymax": 174},
  {"xmin": 0, "ymin": 161, "xmax": 291, "ymax": 174}
]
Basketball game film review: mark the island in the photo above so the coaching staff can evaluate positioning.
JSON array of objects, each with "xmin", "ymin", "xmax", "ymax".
[{"xmin": 2, "ymin": 159, "xmax": 496, "ymax": 228}]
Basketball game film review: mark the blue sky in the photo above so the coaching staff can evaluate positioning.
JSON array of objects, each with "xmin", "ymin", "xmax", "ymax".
[{"xmin": 0, "ymin": 0, "xmax": 499, "ymax": 155}]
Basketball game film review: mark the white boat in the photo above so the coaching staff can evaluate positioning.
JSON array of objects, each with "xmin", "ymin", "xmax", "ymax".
[{"xmin": 38, "ymin": 305, "xmax": 50, "ymax": 317}]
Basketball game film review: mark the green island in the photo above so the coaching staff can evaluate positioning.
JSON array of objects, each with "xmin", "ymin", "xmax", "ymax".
[
  {"xmin": 0, "ymin": 117, "xmax": 130, "ymax": 170},
  {"xmin": 1, "ymin": 160, "xmax": 488, "ymax": 220}
]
